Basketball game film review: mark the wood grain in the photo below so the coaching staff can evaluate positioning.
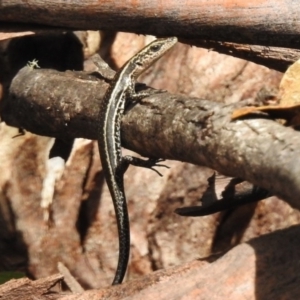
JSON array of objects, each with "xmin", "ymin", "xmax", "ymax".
[{"xmin": 0, "ymin": 0, "xmax": 300, "ymax": 47}]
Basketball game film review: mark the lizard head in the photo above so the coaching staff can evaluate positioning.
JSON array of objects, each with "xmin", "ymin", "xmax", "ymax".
[{"xmin": 131, "ymin": 37, "xmax": 178, "ymax": 78}]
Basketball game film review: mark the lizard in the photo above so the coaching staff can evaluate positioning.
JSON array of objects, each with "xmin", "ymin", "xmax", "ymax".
[{"xmin": 96, "ymin": 37, "xmax": 177, "ymax": 285}]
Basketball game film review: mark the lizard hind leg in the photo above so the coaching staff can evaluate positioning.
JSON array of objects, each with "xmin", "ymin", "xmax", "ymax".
[{"xmin": 117, "ymin": 156, "xmax": 169, "ymax": 177}]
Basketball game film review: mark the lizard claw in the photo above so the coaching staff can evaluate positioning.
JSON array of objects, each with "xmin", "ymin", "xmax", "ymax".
[{"xmin": 147, "ymin": 158, "xmax": 169, "ymax": 177}]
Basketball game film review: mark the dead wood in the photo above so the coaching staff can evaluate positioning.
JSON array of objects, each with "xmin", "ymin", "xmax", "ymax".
[
  {"xmin": 0, "ymin": 1, "xmax": 299, "ymax": 48},
  {"xmin": 57, "ymin": 225, "xmax": 300, "ymax": 299},
  {"xmin": 0, "ymin": 273, "xmax": 63, "ymax": 300},
  {"xmin": 1, "ymin": 1, "xmax": 300, "ymax": 71},
  {"xmin": 4, "ymin": 223, "xmax": 300, "ymax": 299},
  {"xmin": 190, "ymin": 40, "xmax": 300, "ymax": 73},
  {"xmin": 57, "ymin": 263, "xmax": 84, "ymax": 293},
  {"xmin": 1, "ymin": 66, "xmax": 300, "ymax": 211}
]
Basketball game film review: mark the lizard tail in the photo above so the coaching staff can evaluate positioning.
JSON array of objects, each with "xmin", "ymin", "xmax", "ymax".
[{"xmin": 111, "ymin": 187, "xmax": 130, "ymax": 285}]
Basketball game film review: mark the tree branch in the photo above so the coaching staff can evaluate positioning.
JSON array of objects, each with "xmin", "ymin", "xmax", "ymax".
[
  {"xmin": 2, "ymin": 67, "xmax": 300, "ymax": 210},
  {"xmin": 1, "ymin": 0, "xmax": 300, "ymax": 48},
  {"xmin": 190, "ymin": 40, "xmax": 300, "ymax": 73}
]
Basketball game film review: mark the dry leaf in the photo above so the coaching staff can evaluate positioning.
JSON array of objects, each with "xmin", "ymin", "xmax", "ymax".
[{"xmin": 232, "ymin": 58, "xmax": 300, "ymax": 125}]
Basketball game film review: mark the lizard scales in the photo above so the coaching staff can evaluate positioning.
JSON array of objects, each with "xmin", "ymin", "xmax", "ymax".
[{"xmin": 97, "ymin": 37, "xmax": 177, "ymax": 285}]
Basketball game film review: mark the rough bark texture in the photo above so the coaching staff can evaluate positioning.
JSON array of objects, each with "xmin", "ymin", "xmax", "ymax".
[
  {"xmin": 0, "ymin": 273, "xmax": 63, "ymax": 300},
  {"xmin": 5, "ymin": 221, "xmax": 300, "ymax": 300},
  {"xmin": 57, "ymin": 224, "xmax": 300, "ymax": 300},
  {"xmin": 2, "ymin": 1, "xmax": 300, "ymax": 72},
  {"xmin": 2, "ymin": 58, "xmax": 300, "ymax": 209},
  {"xmin": 0, "ymin": 31, "xmax": 300, "ymax": 299},
  {"xmin": 1, "ymin": 1, "xmax": 300, "ymax": 48}
]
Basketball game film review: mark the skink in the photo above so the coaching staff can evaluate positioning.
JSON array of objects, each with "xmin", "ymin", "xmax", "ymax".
[{"xmin": 97, "ymin": 37, "xmax": 177, "ymax": 285}]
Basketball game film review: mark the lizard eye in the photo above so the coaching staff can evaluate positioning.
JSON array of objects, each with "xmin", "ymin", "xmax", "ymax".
[{"xmin": 150, "ymin": 44, "xmax": 162, "ymax": 52}]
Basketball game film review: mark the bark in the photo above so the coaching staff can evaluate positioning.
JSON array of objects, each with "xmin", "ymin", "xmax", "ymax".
[
  {"xmin": 191, "ymin": 40, "xmax": 300, "ymax": 73},
  {"xmin": 0, "ymin": 273, "xmax": 63, "ymax": 300},
  {"xmin": 0, "ymin": 1, "xmax": 299, "ymax": 48},
  {"xmin": 19, "ymin": 224, "xmax": 300, "ymax": 300},
  {"xmin": 3, "ymin": 222, "xmax": 300, "ymax": 299},
  {"xmin": 2, "ymin": 65, "xmax": 299, "ymax": 210},
  {"xmin": 1, "ymin": 1, "xmax": 300, "ymax": 72}
]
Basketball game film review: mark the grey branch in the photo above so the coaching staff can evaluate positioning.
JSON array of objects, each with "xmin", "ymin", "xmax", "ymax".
[{"xmin": 2, "ymin": 67, "xmax": 300, "ymax": 210}]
